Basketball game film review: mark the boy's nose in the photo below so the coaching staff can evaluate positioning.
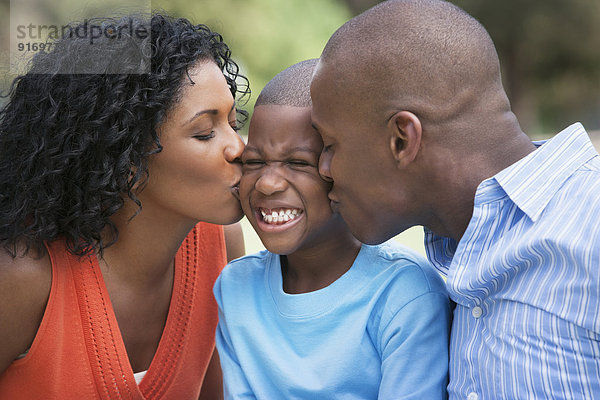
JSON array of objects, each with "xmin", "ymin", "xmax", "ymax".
[
  {"xmin": 255, "ymin": 167, "xmax": 288, "ymax": 196},
  {"xmin": 318, "ymin": 151, "xmax": 333, "ymax": 183}
]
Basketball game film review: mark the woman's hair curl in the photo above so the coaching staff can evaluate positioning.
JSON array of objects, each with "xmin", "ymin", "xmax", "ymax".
[{"xmin": 0, "ymin": 13, "xmax": 250, "ymax": 257}]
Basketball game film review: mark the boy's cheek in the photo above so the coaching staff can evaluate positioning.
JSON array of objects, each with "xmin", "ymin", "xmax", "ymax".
[{"xmin": 238, "ymin": 176, "xmax": 259, "ymax": 215}]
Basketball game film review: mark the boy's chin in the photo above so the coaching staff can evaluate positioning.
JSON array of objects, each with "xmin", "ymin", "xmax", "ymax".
[{"xmin": 258, "ymin": 235, "xmax": 300, "ymax": 256}]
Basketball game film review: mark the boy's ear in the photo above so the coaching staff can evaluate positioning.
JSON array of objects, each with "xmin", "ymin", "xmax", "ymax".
[{"xmin": 388, "ymin": 111, "xmax": 422, "ymax": 168}]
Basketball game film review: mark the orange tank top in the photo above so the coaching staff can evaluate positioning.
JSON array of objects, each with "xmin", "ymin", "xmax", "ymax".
[{"xmin": 0, "ymin": 223, "xmax": 226, "ymax": 400}]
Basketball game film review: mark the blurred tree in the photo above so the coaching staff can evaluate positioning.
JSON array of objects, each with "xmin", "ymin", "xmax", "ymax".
[
  {"xmin": 453, "ymin": 0, "xmax": 600, "ymax": 133},
  {"xmin": 153, "ymin": 0, "xmax": 351, "ymax": 119},
  {"xmin": 3, "ymin": 0, "xmax": 598, "ymax": 134},
  {"xmin": 338, "ymin": 0, "xmax": 600, "ymax": 134},
  {"xmin": 342, "ymin": 0, "xmax": 380, "ymax": 15},
  {"xmin": 1, "ymin": 0, "xmax": 351, "ymax": 124}
]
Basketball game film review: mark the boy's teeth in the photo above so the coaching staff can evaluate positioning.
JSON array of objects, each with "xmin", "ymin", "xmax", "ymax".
[{"xmin": 259, "ymin": 208, "xmax": 303, "ymax": 225}]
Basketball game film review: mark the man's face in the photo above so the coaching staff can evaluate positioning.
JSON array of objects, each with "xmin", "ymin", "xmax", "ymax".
[{"xmin": 310, "ymin": 61, "xmax": 416, "ymax": 244}]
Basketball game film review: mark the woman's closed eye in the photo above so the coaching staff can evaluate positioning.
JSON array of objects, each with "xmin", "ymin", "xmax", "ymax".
[{"xmin": 194, "ymin": 131, "xmax": 215, "ymax": 140}]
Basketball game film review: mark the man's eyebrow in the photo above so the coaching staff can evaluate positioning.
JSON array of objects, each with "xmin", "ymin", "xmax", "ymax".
[{"xmin": 186, "ymin": 103, "xmax": 236, "ymax": 125}]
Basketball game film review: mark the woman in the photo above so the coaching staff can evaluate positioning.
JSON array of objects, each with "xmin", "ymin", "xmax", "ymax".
[{"xmin": 0, "ymin": 13, "xmax": 248, "ymax": 399}]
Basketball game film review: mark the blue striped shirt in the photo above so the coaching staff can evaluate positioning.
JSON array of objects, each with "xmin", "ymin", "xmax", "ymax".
[{"xmin": 425, "ymin": 123, "xmax": 600, "ymax": 399}]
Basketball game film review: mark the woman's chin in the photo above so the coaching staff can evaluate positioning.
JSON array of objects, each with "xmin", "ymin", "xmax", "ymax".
[{"xmin": 204, "ymin": 206, "xmax": 244, "ymax": 226}]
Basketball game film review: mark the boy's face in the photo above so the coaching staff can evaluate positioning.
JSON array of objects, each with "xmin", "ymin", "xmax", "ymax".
[{"xmin": 241, "ymin": 105, "xmax": 342, "ymax": 255}]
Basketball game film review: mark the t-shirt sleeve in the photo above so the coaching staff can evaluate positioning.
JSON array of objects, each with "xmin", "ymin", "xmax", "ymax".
[
  {"xmin": 213, "ymin": 273, "xmax": 258, "ymax": 400},
  {"xmin": 377, "ymin": 283, "xmax": 450, "ymax": 399}
]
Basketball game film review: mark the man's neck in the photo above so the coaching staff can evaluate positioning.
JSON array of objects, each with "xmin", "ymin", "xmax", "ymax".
[{"xmin": 426, "ymin": 130, "xmax": 536, "ymax": 242}]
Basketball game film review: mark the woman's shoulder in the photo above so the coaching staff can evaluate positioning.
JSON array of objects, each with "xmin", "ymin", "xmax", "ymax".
[{"xmin": 0, "ymin": 246, "xmax": 52, "ymax": 375}]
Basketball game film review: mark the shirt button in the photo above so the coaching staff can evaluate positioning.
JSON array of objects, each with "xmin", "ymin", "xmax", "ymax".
[
  {"xmin": 467, "ymin": 392, "xmax": 479, "ymax": 400},
  {"xmin": 471, "ymin": 306, "xmax": 483, "ymax": 318}
]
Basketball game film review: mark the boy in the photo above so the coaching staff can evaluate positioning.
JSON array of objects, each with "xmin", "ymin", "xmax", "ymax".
[{"xmin": 214, "ymin": 59, "xmax": 450, "ymax": 399}]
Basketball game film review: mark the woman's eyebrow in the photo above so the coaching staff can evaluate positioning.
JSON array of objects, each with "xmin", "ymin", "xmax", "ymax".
[
  {"xmin": 185, "ymin": 103, "xmax": 236, "ymax": 126},
  {"xmin": 185, "ymin": 109, "xmax": 217, "ymax": 125}
]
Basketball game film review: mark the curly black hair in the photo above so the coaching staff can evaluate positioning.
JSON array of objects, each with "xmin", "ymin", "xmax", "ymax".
[{"xmin": 0, "ymin": 13, "xmax": 250, "ymax": 257}]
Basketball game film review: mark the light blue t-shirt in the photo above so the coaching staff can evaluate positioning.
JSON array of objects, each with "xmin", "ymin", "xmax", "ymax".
[{"xmin": 214, "ymin": 242, "xmax": 450, "ymax": 399}]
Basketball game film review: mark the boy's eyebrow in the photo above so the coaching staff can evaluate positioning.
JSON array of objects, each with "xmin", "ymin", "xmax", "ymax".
[
  {"xmin": 185, "ymin": 103, "xmax": 236, "ymax": 126},
  {"xmin": 243, "ymin": 145, "xmax": 262, "ymax": 155},
  {"xmin": 242, "ymin": 146, "xmax": 320, "ymax": 157},
  {"xmin": 286, "ymin": 146, "xmax": 321, "ymax": 156}
]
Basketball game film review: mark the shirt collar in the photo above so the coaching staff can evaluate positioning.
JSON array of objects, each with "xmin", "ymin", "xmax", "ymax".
[
  {"xmin": 424, "ymin": 123, "xmax": 597, "ymax": 271},
  {"xmin": 493, "ymin": 122, "xmax": 597, "ymax": 222}
]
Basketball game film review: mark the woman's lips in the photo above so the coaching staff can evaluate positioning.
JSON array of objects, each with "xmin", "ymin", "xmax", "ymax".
[{"xmin": 231, "ymin": 183, "xmax": 240, "ymax": 200}]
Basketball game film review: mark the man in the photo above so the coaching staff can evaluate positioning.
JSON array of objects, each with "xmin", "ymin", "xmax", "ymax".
[{"xmin": 310, "ymin": 0, "xmax": 600, "ymax": 398}]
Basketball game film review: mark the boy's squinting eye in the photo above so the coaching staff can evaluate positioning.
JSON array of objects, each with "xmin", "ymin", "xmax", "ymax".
[
  {"xmin": 322, "ymin": 144, "xmax": 333, "ymax": 153},
  {"xmin": 287, "ymin": 159, "xmax": 313, "ymax": 167},
  {"xmin": 242, "ymin": 159, "xmax": 265, "ymax": 169}
]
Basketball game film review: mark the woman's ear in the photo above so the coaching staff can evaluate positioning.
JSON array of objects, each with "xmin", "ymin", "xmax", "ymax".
[{"xmin": 388, "ymin": 111, "xmax": 422, "ymax": 168}]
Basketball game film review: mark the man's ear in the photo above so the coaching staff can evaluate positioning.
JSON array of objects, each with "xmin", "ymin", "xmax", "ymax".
[{"xmin": 388, "ymin": 111, "xmax": 422, "ymax": 168}]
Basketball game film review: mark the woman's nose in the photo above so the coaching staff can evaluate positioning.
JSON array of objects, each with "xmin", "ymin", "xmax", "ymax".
[{"xmin": 224, "ymin": 127, "xmax": 245, "ymax": 162}]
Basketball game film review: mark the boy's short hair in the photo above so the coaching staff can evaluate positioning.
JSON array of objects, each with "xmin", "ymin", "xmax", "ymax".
[{"xmin": 255, "ymin": 58, "xmax": 318, "ymax": 108}]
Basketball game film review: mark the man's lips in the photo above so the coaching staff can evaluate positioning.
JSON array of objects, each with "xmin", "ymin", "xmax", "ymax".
[{"xmin": 328, "ymin": 192, "xmax": 340, "ymax": 212}]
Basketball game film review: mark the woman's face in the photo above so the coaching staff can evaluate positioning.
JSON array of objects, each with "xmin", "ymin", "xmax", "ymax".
[{"xmin": 139, "ymin": 61, "xmax": 245, "ymax": 226}]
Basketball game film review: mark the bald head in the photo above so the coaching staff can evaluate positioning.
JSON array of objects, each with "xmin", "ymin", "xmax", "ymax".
[
  {"xmin": 318, "ymin": 0, "xmax": 508, "ymax": 125},
  {"xmin": 256, "ymin": 59, "xmax": 318, "ymax": 108},
  {"xmin": 310, "ymin": 0, "xmax": 532, "ymax": 243}
]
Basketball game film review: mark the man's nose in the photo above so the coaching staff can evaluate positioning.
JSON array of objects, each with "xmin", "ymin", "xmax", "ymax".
[{"xmin": 318, "ymin": 151, "xmax": 333, "ymax": 183}]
